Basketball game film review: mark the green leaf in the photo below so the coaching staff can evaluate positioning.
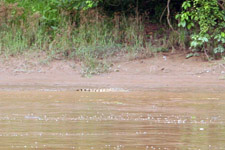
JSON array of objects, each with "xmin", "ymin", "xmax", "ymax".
[
  {"xmin": 214, "ymin": 45, "xmax": 225, "ymax": 53},
  {"xmin": 187, "ymin": 22, "xmax": 194, "ymax": 29},
  {"xmin": 221, "ymin": 32, "xmax": 225, "ymax": 38},
  {"xmin": 198, "ymin": 37, "xmax": 208, "ymax": 42},
  {"xmin": 182, "ymin": 1, "xmax": 191, "ymax": 10},
  {"xmin": 178, "ymin": 21, "xmax": 186, "ymax": 27},
  {"xmin": 186, "ymin": 53, "xmax": 194, "ymax": 59},
  {"xmin": 190, "ymin": 41, "xmax": 198, "ymax": 48},
  {"xmin": 175, "ymin": 14, "xmax": 180, "ymax": 19}
]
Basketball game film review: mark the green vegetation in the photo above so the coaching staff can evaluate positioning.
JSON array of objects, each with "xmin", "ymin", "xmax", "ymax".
[
  {"xmin": 177, "ymin": 0, "xmax": 225, "ymax": 59},
  {"xmin": 0, "ymin": 0, "xmax": 224, "ymax": 75}
]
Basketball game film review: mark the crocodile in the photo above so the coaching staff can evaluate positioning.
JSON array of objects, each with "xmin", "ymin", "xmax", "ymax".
[{"xmin": 75, "ymin": 88, "xmax": 129, "ymax": 92}]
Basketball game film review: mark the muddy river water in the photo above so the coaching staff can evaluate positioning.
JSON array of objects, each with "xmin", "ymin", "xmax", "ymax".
[{"xmin": 0, "ymin": 91, "xmax": 225, "ymax": 150}]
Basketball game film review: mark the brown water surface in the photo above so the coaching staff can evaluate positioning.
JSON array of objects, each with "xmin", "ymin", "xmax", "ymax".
[{"xmin": 0, "ymin": 91, "xmax": 225, "ymax": 150}]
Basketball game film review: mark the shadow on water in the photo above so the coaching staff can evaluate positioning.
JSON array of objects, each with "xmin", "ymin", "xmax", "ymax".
[{"xmin": 0, "ymin": 91, "xmax": 225, "ymax": 149}]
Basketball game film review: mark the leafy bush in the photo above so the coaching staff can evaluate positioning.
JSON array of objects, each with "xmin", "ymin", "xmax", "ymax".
[
  {"xmin": 4, "ymin": 0, "xmax": 100, "ymax": 29},
  {"xmin": 176, "ymin": 0, "xmax": 225, "ymax": 57}
]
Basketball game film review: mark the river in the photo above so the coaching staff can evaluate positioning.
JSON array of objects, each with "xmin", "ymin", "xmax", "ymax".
[{"xmin": 0, "ymin": 91, "xmax": 225, "ymax": 150}]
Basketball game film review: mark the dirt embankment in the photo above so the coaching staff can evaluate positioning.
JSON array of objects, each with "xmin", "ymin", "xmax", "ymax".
[{"xmin": 0, "ymin": 53, "xmax": 224, "ymax": 92}]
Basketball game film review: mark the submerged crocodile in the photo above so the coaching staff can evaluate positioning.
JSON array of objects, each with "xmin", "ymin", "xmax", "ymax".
[{"xmin": 76, "ymin": 88, "xmax": 129, "ymax": 92}]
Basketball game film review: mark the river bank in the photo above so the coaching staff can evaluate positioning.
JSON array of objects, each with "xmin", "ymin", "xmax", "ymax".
[{"xmin": 0, "ymin": 53, "xmax": 224, "ymax": 92}]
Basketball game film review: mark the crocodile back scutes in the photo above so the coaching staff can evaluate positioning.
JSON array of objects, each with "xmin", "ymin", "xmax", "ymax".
[{"xmin": 76, "ymin": 88, "xmax": 128, "ymax": 92}]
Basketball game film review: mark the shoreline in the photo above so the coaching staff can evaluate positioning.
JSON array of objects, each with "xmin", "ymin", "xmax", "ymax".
[{"xmin": 0, "ymin": 54, "xmax": 224, "ymax": 92}]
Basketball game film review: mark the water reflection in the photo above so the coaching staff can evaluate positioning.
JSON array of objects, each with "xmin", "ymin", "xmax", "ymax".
[{"xmin": 0, "ymin": 91, "xmax": 224, "ymax": 149}]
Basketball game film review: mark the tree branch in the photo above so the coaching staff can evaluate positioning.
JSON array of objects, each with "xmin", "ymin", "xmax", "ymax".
[
  {"xmin": 218, "ymin": 0, "xmax": 225, "ymax": 10},
  {"xmin": 167, "ymin": 0, "xmax": 174, "ymax": 31},
  {"xmin": 160, "ymin": 6, "xmax": 167, "ymax": 23}
]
